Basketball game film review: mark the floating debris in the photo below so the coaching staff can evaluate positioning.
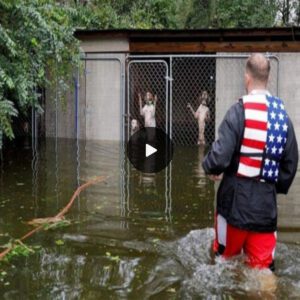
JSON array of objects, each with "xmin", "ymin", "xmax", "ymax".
[{"xmin": 55, "ymin": 239, "xmax": 64, "ymax": 246}]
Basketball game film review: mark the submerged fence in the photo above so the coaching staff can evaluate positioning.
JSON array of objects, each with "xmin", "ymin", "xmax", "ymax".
[
  {"xmin": 127, "ymin": 54, "xmax": 279, "ymax": 145},
  {"xmin": 46, "ymin": 53, "xmax": 279, "ymax": 146}
]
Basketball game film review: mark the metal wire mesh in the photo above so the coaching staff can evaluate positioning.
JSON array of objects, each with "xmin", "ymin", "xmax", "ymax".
[
  {"xmin": 172, "ymin": 57, "xmax": 216, "ymax": 145},
  {"xmin": 127, "ymin": 61, "xmax": 168, "ymax": 139},
  {"xmin": 127, "ymin": 55, "xmax": 279, "ymax": 146}
]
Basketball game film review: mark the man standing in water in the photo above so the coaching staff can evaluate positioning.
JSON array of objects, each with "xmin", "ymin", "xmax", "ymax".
[
  {"xmin": 187, "ymin": 90, "xmax": 210, "ymax": 145},
  {"xmin": 202, "ymin": 54, "xmax": 298, "ymax": 273}
]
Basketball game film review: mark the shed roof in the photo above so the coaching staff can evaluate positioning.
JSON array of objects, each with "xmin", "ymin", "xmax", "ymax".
[{"xmin": 75, "ymin": 27, "xmax": 300, "ymax": 53}]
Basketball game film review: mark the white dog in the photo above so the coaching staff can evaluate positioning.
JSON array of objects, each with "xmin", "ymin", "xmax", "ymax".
[
  {"xmin": 139, "ymin": 92, "xmax": 157, "ymax": 128},
  {"xmin": 131, "ymin": 119, "xmax": 140, "ymax": 136}
]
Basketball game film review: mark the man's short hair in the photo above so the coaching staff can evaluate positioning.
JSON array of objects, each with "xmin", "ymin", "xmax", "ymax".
[{"xmin": 246, "ymin": 53, "xmax": 270, "ymax": 83}]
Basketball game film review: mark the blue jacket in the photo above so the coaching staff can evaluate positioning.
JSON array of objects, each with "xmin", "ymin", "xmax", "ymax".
[{"xmin": 202, "ymin": 99, "xmax": 298, "ymax": 232}]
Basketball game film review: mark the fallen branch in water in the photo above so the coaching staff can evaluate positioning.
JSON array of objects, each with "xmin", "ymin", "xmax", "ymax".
[
  {"xmin": 0, "ymin": 175, "xmax": 107, "ymax": 261},
  {"xmin": 27, "ymin": 216, "xmax": 65, "ymax": 226}
]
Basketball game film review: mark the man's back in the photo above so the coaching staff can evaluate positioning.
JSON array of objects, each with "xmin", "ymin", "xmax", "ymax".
[
  {"xmin": 202, "ymin": 93, "xmax": 298, "ymax": 232},
  {"xmin": 202, "ymin": 53, "xmax": 298, "ymax": 272}
]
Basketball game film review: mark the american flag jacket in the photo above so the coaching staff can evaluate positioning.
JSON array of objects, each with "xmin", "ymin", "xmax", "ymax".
[
  {"xmin": 202, "ymin": 91, "xmax": 298, "ymax": 232},
  {"xmin": 237, "ymin": 93, "xmax": 288, "ymax": 183}
]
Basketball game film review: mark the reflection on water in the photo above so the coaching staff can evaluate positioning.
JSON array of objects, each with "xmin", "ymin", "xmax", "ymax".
[{"xmin": 0, "ymin": 138, "xmax": 299, "ymax": 299}]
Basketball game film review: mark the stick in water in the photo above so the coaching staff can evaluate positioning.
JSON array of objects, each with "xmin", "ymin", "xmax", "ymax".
[{"xmin": 0, "ymin": 176, "xmax": 107, "ymax": 261}]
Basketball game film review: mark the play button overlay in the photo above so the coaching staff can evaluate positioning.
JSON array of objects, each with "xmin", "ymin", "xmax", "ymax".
[
  {"xmin": 127, "ymin": 127, "xmax": 174, "ymax": 173},
  {"xmin": 146, "ymin": 144, "xmax": 157, "ymax": 157}
]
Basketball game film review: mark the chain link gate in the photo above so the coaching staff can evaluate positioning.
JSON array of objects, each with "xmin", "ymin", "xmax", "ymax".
[
  {"xmin": 127, "ymin": 60, "xmax": 169, "ymax": 140},
  {"xmin": 126, "ymin": 55, "xmax": 279, "ymax": 146}
]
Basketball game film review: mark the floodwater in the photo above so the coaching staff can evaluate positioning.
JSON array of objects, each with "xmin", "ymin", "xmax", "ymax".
[{"xmin": 0, "ymin": 138, "xmax": 300, "ymax": 299}]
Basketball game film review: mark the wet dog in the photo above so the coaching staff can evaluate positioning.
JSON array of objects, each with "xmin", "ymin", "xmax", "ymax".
[{"xmin": 131, "ymin": 119, "xmax": 140, "ymax": 135}]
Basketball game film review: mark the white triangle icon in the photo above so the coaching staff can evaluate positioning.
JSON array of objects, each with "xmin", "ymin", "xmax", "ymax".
[{"xmin": 146, "ymin": 144, "xmax": 157, "ymax": 158}]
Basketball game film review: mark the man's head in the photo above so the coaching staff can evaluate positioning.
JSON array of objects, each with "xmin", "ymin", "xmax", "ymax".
[{"xmin": 245, "ymin": 53, "xmax": 270, "ymax": 93}]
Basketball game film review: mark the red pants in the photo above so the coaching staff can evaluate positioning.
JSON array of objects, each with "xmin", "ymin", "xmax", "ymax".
[{"xmin": 214, "ymin": 214, "xmax": 276, "ymax": 270}]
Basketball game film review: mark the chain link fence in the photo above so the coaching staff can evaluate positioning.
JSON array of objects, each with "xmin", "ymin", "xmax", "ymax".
[
  {"xmin": 127, "ymin": 61, "xmax": 168, "ymax": 139},
  {"xmin": 127, "ymin": 55, "xmax": 279, "ymax": 146},
  {"xmin": 172, "ymin": 57, "xmax": 216, "ymax": 145}
]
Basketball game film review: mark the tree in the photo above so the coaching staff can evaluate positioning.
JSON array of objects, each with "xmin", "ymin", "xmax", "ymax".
[
  {"xmin": 1, "ymin": 0, "xmax": 300, "ymax": 144},
  {"xmin": 0, "ymin": 0, "xmax": 178, "ymax": 143},
  {"xmin": 176, "ymin": 0, "xmax": 217, "ymax": 29},
  {"xmin": 67, "ymin": 0, "xmax": 177, "ymax": 29},
  {"xmin": 0, "ymin": 0, "xmax": 80, "ymax": 140},
  {"xmin": 176, "ymin": 0, "xmax": 278, "ymax": 28},
  {"xmin": 275, "ymin": 0, "xmax": 300, "ymax": 25},
  {"xmin": 216, "ymin": 0, "xmax": 277, "ymax": 28}
]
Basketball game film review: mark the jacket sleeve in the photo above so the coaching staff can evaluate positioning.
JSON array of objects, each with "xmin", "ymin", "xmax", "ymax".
[
  {"xmin": 276, "ymin": 117, "xmax": 298, "ymax": 194},
  {"xmin": 202, "ymin": 102, "xmax": 243, "ymax": 175}
]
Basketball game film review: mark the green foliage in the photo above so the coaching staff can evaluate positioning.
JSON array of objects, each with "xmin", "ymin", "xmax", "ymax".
[
  {"xmin": 1, "ymin": 240, "xmax": 37, "ymax": 262},
  {"xmin": 0, "ymin": 1, "xmax": 177, "ymax": 141},
  {"xmin": 68, "ymin": 0, "xmax": 177, "ymax": 29},
  {"xmin": 1, "ymin": 0, "xmax": 300, "ymax": 142},
  {"xmin": 176, "ymin": 0, "xmax": 215, "ymax": 29},
  {"xmin": 122, "ymin": 0, "xmax": 177, "ymax": 29},
  {"xmin": 176, "ymin": 0, "xmax": 278, "ymax": 29},
  {"xmin": 216, "ymin": 0, "xmax": 278, "ymax": 28},
  {"xmin": 66, "ymin": 1, "xmax": 120, "ymax": 29},
  {"xmin": 68, "ymin": 0, "xmax": 300, "ymax": 29},
  {"xmin": 55, "ymin": 239, "xmax": 64, "ymax": 246},
  {"xmin": 0, "ymin": 99, "xmax": 18, "ymax": 138},
  {"xmin": 0, "ymin": 0, "xmax": 80, "ymax": 139},
  {"xmin": 5, "ymin": 244, "xmax": 34, "ymax": 260}
]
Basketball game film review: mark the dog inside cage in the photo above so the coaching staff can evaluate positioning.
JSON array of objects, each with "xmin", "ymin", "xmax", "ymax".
[
  {"xmin": 127, "ymin": 56, "xmax": 278, "ymax": 146},
  {"xmin": 128, "ymin": 61, "xmax": 167, "ymax": 136},
  {"xmin": 172, "ymin": 57, "xmax": 216, "ymax": 146}
]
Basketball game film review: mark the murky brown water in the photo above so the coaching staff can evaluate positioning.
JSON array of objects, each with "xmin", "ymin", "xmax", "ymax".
[{"xmin": 0, "ymin": 138, "xmax": 300, "ymax": 299}]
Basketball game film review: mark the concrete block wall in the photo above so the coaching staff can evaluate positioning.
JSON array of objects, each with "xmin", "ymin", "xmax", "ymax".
[
  {"xmin": 276, "ymin": 53, "xmax": 300, "ymax": 141},
  {"xmin": 215, "ymin": 53, "xmax": 278, "ymax": 131},
  {"xmin": 79, "ymin": 38, "xmax": 128, "ymax": 141},
  {"xmin": 215, "ymin": 56, "xmax": 245, "ymax": 133},
  {"xmin": 84, "ymin": 54, "xmax": 125, "ymax": 141},
  {"xmin": 45, "ymin": 38, "xmax": 129, "ymax": 141},
  {"xmin": 273, "ymin": 53, "xmax": 300, "ymax": 230}
]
